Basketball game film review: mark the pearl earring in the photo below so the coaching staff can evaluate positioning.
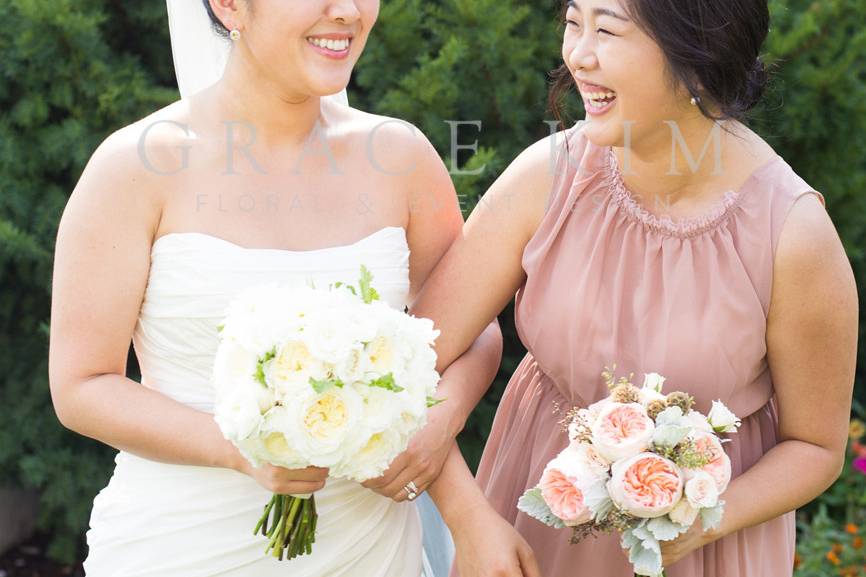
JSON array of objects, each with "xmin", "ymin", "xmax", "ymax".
[
  {"xmin": 690, "ymin": 95, "xmax": 701, "ymax": 106},
  {"xmin": 230, "ymin": 28, "xmax": 241, "ymax": 41}
]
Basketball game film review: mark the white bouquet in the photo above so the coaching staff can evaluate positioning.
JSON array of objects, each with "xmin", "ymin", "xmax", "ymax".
[{"xmin": 212, "ymin": 266, "xmax": 442, "ymax": 560}]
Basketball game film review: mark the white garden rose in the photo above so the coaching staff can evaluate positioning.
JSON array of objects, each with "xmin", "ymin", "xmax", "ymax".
[
  {"xmin": 265, "ymin": 339, "xmax": 327, "ymax": 395},
  {"xmin": 211, "ymin": 338, "xmax": 259, "ymax": 396},
  {"xmin": 213, "ymin": 384, "xmax": 274, "ymax": 441},
  {"xmin": 294, "ymin": 385, "xmax": 366, "ymax": 466}
]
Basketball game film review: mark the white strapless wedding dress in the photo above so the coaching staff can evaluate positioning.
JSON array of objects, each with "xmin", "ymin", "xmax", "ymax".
[{"xmin": 83, "ymin": 226, "xmax": 438, "ymax": 577}]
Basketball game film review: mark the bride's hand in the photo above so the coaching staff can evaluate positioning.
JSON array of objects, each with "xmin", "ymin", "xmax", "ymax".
[
  {"xmin": 452, "ymin": 506, "xmax": 541, "ymax": 577},
  {"xmin": 236, "ymin": 457, "xmax": 330, "ymax": 495},
  {"xmin": 360, "ymin": 400, "xmax": 456, "ymax": 502}
]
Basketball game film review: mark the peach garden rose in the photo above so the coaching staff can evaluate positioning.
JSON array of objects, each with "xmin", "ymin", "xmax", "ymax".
[
  {"xmin": 607, "ymin": 452, "xmax": 684, "ymax": 518},
  {"xmin": 591, "ymin": 402, "xmax": 656, "ymax": 462}
]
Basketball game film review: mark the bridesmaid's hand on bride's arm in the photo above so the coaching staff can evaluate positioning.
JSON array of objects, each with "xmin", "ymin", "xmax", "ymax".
[
  {"xmin": 362, "ymin": 321, "xmax": 503, "ymax": 502},
  {"xmin": 360, "ymin": 403, "xmax": 454, "ymax": 501},
  {"xmin": 451, "ymin": 505, "xmax": 541, "ymax": 577}
]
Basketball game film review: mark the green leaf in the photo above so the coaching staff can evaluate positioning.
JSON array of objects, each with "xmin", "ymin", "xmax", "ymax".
[
  {"xmin": 358, "ymin": 265, "xmax": 380, "ymax": 303},
  {"xmin": 255, "ymin": 347, "xmax": 278, "ymax": 386},
  {"xmin": 368, "ymin": 373, "xmax": 404, "ymax": 392},
  {"xmin": 216, "ymin": 323, "xmax": 225, "ymax": 333},
  {"xmin": 517, "ymin": 487, "xmax": 566, "ymax": 528},
  {"xmin": 309, "ymin": 377, "xmax": 345, "ymax": 394},
  {"xmin": 427, "ymin": 396, "xmax": 445, "ymax": 408}
]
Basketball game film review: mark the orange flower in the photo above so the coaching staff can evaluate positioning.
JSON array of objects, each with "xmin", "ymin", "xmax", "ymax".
[
  {"xmin": 850, "ymin": 419, "xmax": 866, "ymax": 440},
  {"xmin": 794, "ymin": 553, "xmax": 802, "ymax": 569},
  {"xmin": 827, "ymin": 550, "xmax": 842, "ymax": 566},
  {"xmin": 853, "ymin": 536, "xmax": 863, "ymax": 550},
  {"xmin": 833, "ymin": 543, "xmax": 845, "ymax": 554},
  {"xmin": 847, "ymin": 523, "xmax": 859, "ymax": 535}
]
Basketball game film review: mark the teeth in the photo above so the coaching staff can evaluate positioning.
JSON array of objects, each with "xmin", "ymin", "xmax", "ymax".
[
  {"xmin": 308, "ymin": 37, "xmax": 350, "ymax": 51},
  {"xmin": 586, "ymin": 91, "xmax": 616, "ymax": 100}
]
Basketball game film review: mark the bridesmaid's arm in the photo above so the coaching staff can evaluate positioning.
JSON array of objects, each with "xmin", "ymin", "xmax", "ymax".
[
  {"xmin": 409, "ymin": 134, "xmax": 567, "ymax": 577},
  {"xmin": 662, "ymin": 193, "xmax": 859, "ymax": 566},
  {"xmin": 361, "ymin": 121, "xmax": 507, "ymax": 500}
]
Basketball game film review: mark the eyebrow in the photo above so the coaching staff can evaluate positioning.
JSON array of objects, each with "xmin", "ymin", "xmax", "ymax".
[{"xmin": 567, "ymin": 0, "xmax": 631, "ymax": 22}]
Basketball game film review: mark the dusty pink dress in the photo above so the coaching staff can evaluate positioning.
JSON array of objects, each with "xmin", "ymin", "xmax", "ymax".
[{"xmin": 468, "ymin": 124, "xmax": 825, "ymax": 577}]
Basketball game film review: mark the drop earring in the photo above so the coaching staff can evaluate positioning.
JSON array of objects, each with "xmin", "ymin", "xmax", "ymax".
[
  {"xmin": 690, "ymin": 95, "xmax": 701, "ymax": 106},
  {"xmin": 230, "ymin": 28, "xmax": 241, "ymax": 41}
]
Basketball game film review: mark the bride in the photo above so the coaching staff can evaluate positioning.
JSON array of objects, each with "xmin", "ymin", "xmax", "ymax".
[{"xmin": 47, "ymin": 1, "xmax": 510, "ymax": 575}]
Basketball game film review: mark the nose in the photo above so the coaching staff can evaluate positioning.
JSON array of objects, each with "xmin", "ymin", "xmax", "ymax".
[
  {"xmin": 566, "ymin": 31, "xmax": 598, "ymax": 72},
  {"xmin": 327, "ymin": 0, "xmax": 361, "ymax": 24}
]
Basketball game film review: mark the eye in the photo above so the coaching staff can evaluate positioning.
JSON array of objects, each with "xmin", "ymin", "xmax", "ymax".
[
  {"xmin": 597, "ymin": 28, "xmax": 615, "ymax": 36},
  {"xmin": 566, "ymin": 19, "xmax": 581, "ymax": 28}
]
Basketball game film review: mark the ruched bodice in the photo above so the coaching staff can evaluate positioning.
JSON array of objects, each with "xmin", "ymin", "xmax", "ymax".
[
  {"xmin": 84, "ymin": 226, "xmax": 426, "ymax": 577},
  {"xmin": 134, "ymin": 227, "xmax": 411, "ymax": 411}
]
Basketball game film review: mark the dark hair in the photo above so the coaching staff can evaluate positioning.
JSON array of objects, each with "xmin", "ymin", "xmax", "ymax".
[
  {"xmin": 202, "ymin": 0, "xmax": 230, "ymax": 38},
  {"xmin": 549, "ymin": 0, "xmax": 771, "ymax": 127}
]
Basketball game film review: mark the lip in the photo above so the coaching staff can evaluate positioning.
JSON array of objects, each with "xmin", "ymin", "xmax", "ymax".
[
  {"xmin": 574, "ymin": 78, "xmax": 617, "ymax": 116},
  {"xmin": 575, "ymin": 79, "xmax": 615, "ymax": 93},
  {"xmin": 307, "ymin": 32, "xmax": 354, "ymax": 40},
  {"xmin": 306, "ymin": 34, "xmax": 353, "ymax": 60}
]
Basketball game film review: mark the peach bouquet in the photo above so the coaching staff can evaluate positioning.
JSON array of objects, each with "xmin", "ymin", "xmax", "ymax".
[{"xmin": 518, "ymin": 366, "xmax": 741, "ymax": 577}]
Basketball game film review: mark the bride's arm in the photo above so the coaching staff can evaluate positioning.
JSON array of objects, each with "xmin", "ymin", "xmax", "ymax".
[{"xmin": 48, "ymin": 127, "xmax": 327, "ymax": 495}]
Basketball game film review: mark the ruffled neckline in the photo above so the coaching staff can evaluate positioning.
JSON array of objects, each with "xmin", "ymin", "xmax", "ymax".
[{"xmin": 604, "ymin": 146, "xmax": 781, "ymax": 239}]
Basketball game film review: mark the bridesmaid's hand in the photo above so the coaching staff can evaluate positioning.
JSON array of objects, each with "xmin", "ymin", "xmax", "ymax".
[
  {"xmin": 619, "ymin": 521, "xmax": 712, "ymax": 568},
  {"xmin": 361, "ymin": 399, "xmax": 458, "ymax": 502},
  {"xmin": 658, "ymin": 521, "xmax": 714, "ymax": 567},
  {"xmin": 452, "ymin": 506, "xmax": 541, "ymax": 577}
]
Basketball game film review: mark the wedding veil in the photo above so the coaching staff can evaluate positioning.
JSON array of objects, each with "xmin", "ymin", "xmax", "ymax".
[{"xmin": 165, "ymin": 0, "xmax": 349, "ymax": 104}]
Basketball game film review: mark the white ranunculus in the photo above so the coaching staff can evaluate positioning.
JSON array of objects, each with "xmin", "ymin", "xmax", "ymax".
[
  {"xmin": 669, "ymin": 499, "xmax": 700, "ymax": 526},
  {"xmin": 707, "ymin": 400, "xmax": 741, "ymax": 433},
  {"xmin": 642, "ymin": 373, "xmax": 666, "ymax": 393},
  {"xmin": 558, "ymin": 442, "xmax": 611, "ymax": 482},
  {"xmin": 684, "ymin": 470, "xmax": 720, "ymax": 508},
  {"xmin": 682, "ymin": 410, "xmax": 714, "ymax": 433},
  {"xmin": 336, "ymin": 428, "xmax": 404, "ymax": 482},
  {"xmin": 638, "ymin": 387, "xmax": 667, "ymax": 407}
]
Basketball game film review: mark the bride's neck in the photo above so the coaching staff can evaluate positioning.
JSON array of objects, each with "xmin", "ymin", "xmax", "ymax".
[{"xmin": 211, "ymin": 52, "xmax": 327, "ymax": 152}]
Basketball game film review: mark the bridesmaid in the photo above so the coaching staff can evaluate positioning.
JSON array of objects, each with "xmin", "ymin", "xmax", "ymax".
[{"xmin": 417, "ymin": 0, "xmax": 859, "ymax": 576}]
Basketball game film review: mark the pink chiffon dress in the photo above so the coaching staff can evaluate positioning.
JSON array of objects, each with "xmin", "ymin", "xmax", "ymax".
[{"xmin": 466, "ymin": 123, "xmax": 825, "ymax": 577}]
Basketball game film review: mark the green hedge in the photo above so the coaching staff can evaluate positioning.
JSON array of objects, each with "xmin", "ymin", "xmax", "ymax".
[{"xmin": 1, "ymin": 0, "xmax": 863, "ymax": 563}]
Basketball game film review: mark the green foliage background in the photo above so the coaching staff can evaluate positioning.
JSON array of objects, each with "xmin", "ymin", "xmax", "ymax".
[{"xmin": 0, "ymin": 0, "xmax": 862, "ymax": 565}]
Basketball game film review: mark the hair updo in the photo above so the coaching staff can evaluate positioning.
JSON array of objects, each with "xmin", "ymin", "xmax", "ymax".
[
  {"xmin": 550, "ymin": 0, "xmax": 771, "ymax": 124},
  {"xmin": 202, "ymin": 0, "xmax": 231, "ymax": 38}
]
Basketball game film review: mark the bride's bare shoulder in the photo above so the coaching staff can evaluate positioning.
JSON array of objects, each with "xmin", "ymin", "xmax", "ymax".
[
  {"xmin": 62, "ymin": 100, "xmax": 194, "ymax": 238},
  {"xmin": 327, "ymin": 104, "xmax": 442, "ymax": 173}
]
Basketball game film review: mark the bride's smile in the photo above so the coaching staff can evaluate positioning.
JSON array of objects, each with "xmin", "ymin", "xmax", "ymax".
[{"xmin": 306, "ymin": 34, "xmax": 354, "ymax": 59}]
